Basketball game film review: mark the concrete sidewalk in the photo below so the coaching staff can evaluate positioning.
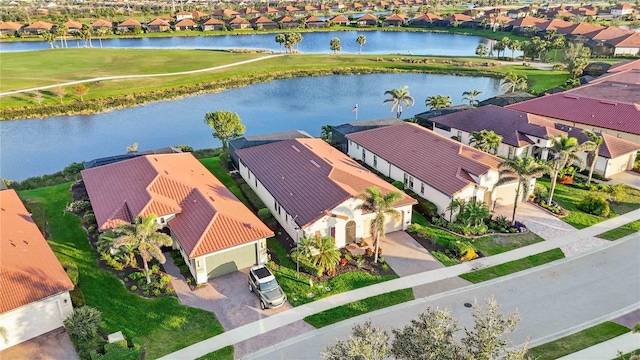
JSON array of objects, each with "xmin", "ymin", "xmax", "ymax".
[
  {"xmin": 557, "ymin": 332, "xmax": 640, "ymax": 360},
  {"xmin": 158, "ymin": 208, "xmax": 640, "ymax": 360}
]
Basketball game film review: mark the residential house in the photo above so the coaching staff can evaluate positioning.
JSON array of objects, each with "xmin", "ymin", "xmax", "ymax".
[
  {"xmin": 507, "ymin": 16, "xmax": 545, "ymax": 33},
  {"xmin": 332, "ymin": 118, "xmax": 403, "ymax": 152},
  {"xmin": 211, "ymin": 8, "xmax": 240, "ymax": 19},
  {"xmin": 176, "ymin": 11, "xmax": 193, "ymax": 20},
  {"xmin": 273, "ymin": 15, "xmax": 299, "ymax": 28},
  {"xmin": 557, "ymin": 22, "xmax": 604, "ymax": 39},
  {"xmin": 227, "ymin": 16, "xmax": 251, "ymax": 29},
  {"xmin": 477, "ymin": 91, "xmax": 536, "ymax": 107},
  {"xmin": 0, "ymin": 22, "xmax": 23, "ymax": 36},
  {"xmin": 202, "ymin": 17, "xmax": 225, "ymax": 31},
  {"xmin": 280, "ymin": 5, "xmax": 302, "ymax": 14},
  {"xmin": 175, "ymin": 18, "xmax": 198, "ymax": 30},
  {"xmin": 413, "ymin": 105, "xmax": 475, "ymax": 128},
  {"xmin": 583, "ymin": 26, "xmax": 635, "ymax": 55},
  {"xmin": 250, "ymin": 16, "xmax": 278, "ymax": 29},
  {"xmin": 611, "ymin": 3, "xmax": 634, "ymax": 17},
  {"xmin": 147, "ymin": 18, "xmax": 171, "ymax": 32},
  {"xmin": 332, "ymin": 2, "xmax": 346, "ymax": 10},
  {"xmin": 607, "ymin": 58, "xmax": 640, "ymax": 72},
  {"xmin": 258, "ymin": 7, "xmax": 280, "ymax": 16},
  {"xmin": 383, "ymin": 13, "xmax": 407, "ymax": 26},
  {"xmin": 408, "ymin": 13, "xmax": 442, "ymax": 27},
  {"xmin": 239, "ymin": 7, "xmax": 260, "ymax": 17},
  {"xmin": 305, "ymin": 15, "xmax": 326, "ymax": 28},
  {"xmin": 117, "ymin": 19, "xmax": 142, "ymax": 33},
  {"xmin": 236, "ymin": 138, "xmax": 416, "ymax": 248},
  {"xmin": 91, "ymin": 19, "xmax": 113, "ymax": 32},
  {"xmin": 605, "ymin": 32, "xmax": 640, "ymax": 55},
  {"xmin": 439, "ymin": 13, "xmax": 473, "ymax": 27},
  {"xmin": 81, "ymin": 153, "xmax": 273, "ymax": 283},
  {"xmin": 345, "ymin": 122, "xmax": 521, "ymax": 217},
  {"xmin": 356, "ymin": 13, "xmax": 378, "ymax": 27},
  {"xmin": 229, "ymin": 130, "xmax": 313, "ymax": 168},
  {"xmin": 534, "ymin": 18, "xmax": 573, "ymax": 34},
  {"xmin": 23, "ymin": 21, "xmax": 53, "ymax": 35},
  {"xmin": 0, "ymin": 189, "xmax": 74, "ymax": 351},
  {"xmin": 84, "ymin": 146, "xmax": 182, "ymax": 169},
  {"xmin": 329, "ymin": 14, "xmax": 350, "ymax": 26},
  {"xmin": 191, "ymin": 11, "xmax": 208, "ymax": 19},
  {"xmin": 303, "ymin": 5, "xmax": 319, "ymax": 12},
  {"xmin": 64, "ymin": 20, "xmax": 83, "ymax": 33}
]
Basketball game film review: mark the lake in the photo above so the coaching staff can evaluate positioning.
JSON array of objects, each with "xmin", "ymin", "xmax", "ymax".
[
  {"xmin": 1, "ymin": 30, "xmax": 498, "ymax": 56},
  {"xmin": 0, "ymin": 73, "xmax": 502, "ymax": 181}
]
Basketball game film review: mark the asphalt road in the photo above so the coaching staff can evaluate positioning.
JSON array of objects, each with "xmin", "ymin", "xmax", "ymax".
[{"xmin": 246, "ymin": 238, "xmax": 640, "ymax": 359}]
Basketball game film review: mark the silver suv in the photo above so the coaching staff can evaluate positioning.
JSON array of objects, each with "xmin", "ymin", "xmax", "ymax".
[{"xmin": 248, "ymin": 265, "xmax": 287, "ymax": 310}]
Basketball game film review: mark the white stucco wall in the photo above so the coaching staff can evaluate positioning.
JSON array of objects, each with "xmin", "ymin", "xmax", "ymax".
[
  {"xmin": 614, "ymin": 47, "xmax": 640, "ymax": 56},
  {"xmin": 0, "ymin": 292, "xmax": 73, "ymax": 351}
]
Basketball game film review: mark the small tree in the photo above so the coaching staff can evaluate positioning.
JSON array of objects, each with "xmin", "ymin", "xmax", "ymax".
[
  {"xmin": 312, "ymin": 235, "xmax": 341, "ymax": 276},
  {"xmin": 496, "ymin": 156, "xmax": 548, "ymax": 225},
  {"xmin": 475, "ymin": 43, "xmax": 488, "ymax": 57},
  {"xmin": 500, "ymin": 73, "xmax": 528, "ymax": 93},
  {"xmin": 391, "ymin": 307, "xmax": 461, "ymax": 360},
  {"xmin": 33, "ymin": 90, "xmax": 44, "ymax": 105},
  {"xmin": 425, "ymin": 95, "xmax": 452, "ymax": 110},
  {"xmin": 446, "ymin": 198, "xmax": 463, "ymax": 222},
  {"xmin": 462, "ymin": 90, "xmax": 483, "ymax": 106},
  {"xmin": 356, "ymin": 35, "xmax": 366, "ymax": 54},
  {"xmin": 42, "ymin": 31, "xmax": 55, "ymax": 48},
  {"xmin": 330, "ymin": 37, "xmax": 341, "ymax": 54},
  {"xmin": 72, "ymin": 83, "xmax": 89, "ymax": 102},
  {"xmin": 321, "ymin": 125, "xmax": 334, "ymax": 143},
  {"xmin": 322, "ymin": 322, "xmax": 390, "ymax": 360},
  {"xmin": 383, "ymin": 85, "xmax": 415, "ymax": 119},
  {"xmin": 469, "ymin": 130, "xmax": 502, "ymax": 154},
  {"xmin": 203, "ymin": 110, "xmax": 246, "ymax": 149},
  {"xmin": 275, "ymin": 33, "xmax": 285, "ymax": 53},
  {"xmin": 546, "ymin": 134, "xmax": 594, "ymax": 205},
  {"xmin": 63, "ymin": 306, "xmax": 102, "ymax": 340},
  {"xmin": 53, "ymin": 86, "xmax": 67, "ymax": 104}
]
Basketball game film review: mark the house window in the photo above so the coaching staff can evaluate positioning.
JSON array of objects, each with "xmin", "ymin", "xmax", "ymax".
[
  {"xmin": 508, "ymin": 147, "xmax": 514, "ymax": 159},
  {"xmin": 160, "ymin": 217, "xmax": 165, "ymax": 223},
  {"xmin": 362, "ymin": 149, "xmax": 366, "ymax": 160},
  {"xmin": 248, "ymin": 171, "xmax": 251, "ymax": 180},
  {"xmin": 404, "ymin": 173, "xmax": 414, "ymax": 188},
  {"xmin": 255, "ymin": 178, "xmax": 258, "ymax": 187},
  {"xmin": 420, "ymin": 183, "xmax": 425, "ymax": 195},
  {"xmin": 373, "ymin": 155, "xmax": 378, "ymax": 167},
  {"xmin": 274, "ymin": 200, "xmax": 281, "ymax": 215},
  {"xmin": 617, "ymin": 133, "xmax": 622, "ymax": 138},
  {"xmin": 457, "ymin": 130, "xmax": 462, "ymax": 139}
]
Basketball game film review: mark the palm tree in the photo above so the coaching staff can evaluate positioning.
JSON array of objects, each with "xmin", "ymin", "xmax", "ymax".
[
  {"xmin": 356, "ymin": 35, "xmax": 366, "ymax": 54},
  {"xmin": 112, "ymin": 214, "xmax": 173, "ymax": 284},
  {"xmin": 425, "ymin": 95, "xmax": 452, "ymax": 110},
  {"xmin": 275, "ymin": 33, "xmax": 285, "ymax": 53},
  {"xmin": 312, "ymin": 236, "xmax": 341, "ymax": 276},
  {"xmin": 320, "ymin": 124, "xmax": 333, "ymax": 143},
  {"xmin": 469, "ymin": 130, "xmax": 502, "ymax": 154},
  {"xmin": 475, "ymin": 43, "xmax": 488, "ymax": 57},
  {"xmin": 546, "ymin": 135, "xmax": 595, "ymax": 205},
  {"xmin": 462, "ymin": 200, "xmax": 489, "ymax": 227},
  {"xmin": 42, "ymin": 32, "xmax": 55, "ymax": 48},
  {"xmin": 500, "ymin": 73, "xmax": 528, "ymax": 93},
  {"xmin": 462, "ymin": 90, "xmax": 483, "ymax": 106},
  {"xmin": 383, "ymin": 85, "xmax": 415, "ymax": 119},
  {"xmin": 509, "ymin": 39, "xmax": 521, "ymax": 61},
  {"xmin": 96, "ymin": 27, "xmax": 109, "ymax": 48},
  {"xmin": 446, "ymin": 198, "xmax": 463, "ymax": 222},
  {"xmin": 582, "ymin": 130, "xmax": 603, "ymax": 185},
  {"xmin": 496, "ymin": 156, "xmax": 548, "ymax": 225},
  {"xmin": 357, "ymin": 187, "xmax": 402, "ymax": 263},
  {"xmin": 329, "ymin": 37, "xmax": 341, "ymax": 54}
]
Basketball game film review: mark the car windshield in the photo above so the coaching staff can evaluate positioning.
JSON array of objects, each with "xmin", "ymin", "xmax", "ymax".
[{"xmin": 259, "ymin": 279, "xmax": 279, "ymax": 291}]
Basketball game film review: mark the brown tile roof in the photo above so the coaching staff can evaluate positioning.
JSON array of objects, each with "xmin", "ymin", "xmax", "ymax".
[
  {"xmin": 119, "ymin": 18, "xmax": 141, "ymax": 27},
  {"xmin": 251, "ymin": 16, "xmax": 275, "ymax": 24},
  {"xmin": 280, "ymin": 5, "xmax": 300, "ymax": 12},
  {"xmin": 25, "ymin": 21, "xmax": 53, "ymax": 30},
  {"xmin": 175, "ymin": 19, "xmax": 197, "ymax": 27},
  {"xmin": 346, "ymin": 123, "xmax": 502, "ymax": 197},
  {"xmin": 236, "ymin": 139, "xmax": 416, "ymax": 228},
  {"xmin": 558, "ymin": 22, "xmax": 603, "ymax": 35},
  {"xmin": 431, "ymin": 105, "xmax": 564, "ymax": 147},
  {"xmin": 536, "ymin": 19, "xmax": 573, "ymax": 31},
  {"xmin": 81, "ymin": 153, "xmax": 273, "ymax": 258},
  {"xmin": 0, "ymin": 190, "xmax": 74, "ymax": 313},
  {"xmin": 507, "ymin": 93, "xmax": 640, "ymax": 135},
  {"xmin": 64, "ymin": 20, "xmax": 83, "ymax": 29},
  {"xmin": 203, "ymin": 18, "xmax": 224, "ymax": 25},
  {"xmin": 330, "ymin": 15, "xmax": 350, "ymax": 23},
  {"xmin": 176, "ymin": 11, "xmax": 192, "ymax": 15},
  {"xmin": 607, "ymin": 59, "xmax": 640, "ymax": 72},
  {"xmin": 274, "ymin": 15, "xmax": 298, "ymax": 23},
  {"xmin": 91, "ymin": 19, "xmax": 112, "ymax": 27},
  {"xmin": 0, "ymin": 21, "xmax": 23, "ymax": 31},
  {"xmin": 606, "ymin": 32, "xmax": 640, "ymax": 48},
  {"xmin": 447, "ymin": 13, "xmax": 473, "ymax": 21},
  {"xmin": 411, "ymin": 13, "xmax": 443, "ymax": 21},
  {"xmin": 583, "ymin": 26, "xmax": 634, "ymax": 41},
  {"xmin": 192, "ymin": 11, "xmax": 208, "ymax": 18},
  {"xmin": 570, "ymin": 79, "xmax": 640, "ymax": 104},
  {"xmin": 240, "ymin": 7, "xmax": 260, "ymax": 15},
  {"xmin": 212, "ymin": 8, "xmax": 240, "ymax": 16},
  {"xmin": 358, "ymin": 13, "xmax": 379, "ymax": 21},
  {"xmin": 509, "ymin": 16, "xmax": 545, "ymax": 27},
  {"xmin": 228, "ymin": 16, "xmax": 249, "ymax": 24},
  {"xmin": 304, "ymin": 5, "xmax": 318, "ymax": 11},
  {"xmin": 385, "ymin": 14, "xmax": 407, "ymax": 21},
  {"xmin": 260, "ymin": 7, "xmax": 279, "ymax": 13},
  {"xmin": 305, "ymin": 15, "xmax": 324, "ymax": 23},
  {"xmin": 148, "ymin": 17, "xmax": 170, "ymax": 26}
]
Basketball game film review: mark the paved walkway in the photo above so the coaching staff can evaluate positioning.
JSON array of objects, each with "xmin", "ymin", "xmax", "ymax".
[
  {"xmin": 610, "ymin": 171, "xmax": 640, "ymax": 190},
  {"xmin": 158, "ymin": 209, "xmax": 640, "ymax": 360},
  {"xmin": 557, "ymin": 332, "xmax": 640, "ymax": 360}
]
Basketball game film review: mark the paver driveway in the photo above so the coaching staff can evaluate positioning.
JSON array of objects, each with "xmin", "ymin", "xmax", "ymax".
[
  {"xmin": 0, "ymin": 328, "xmax": 78, "ymax": 360},
  {"xmin": 493, "ymin": 201, "xmax": 576, "ymax": 241}
]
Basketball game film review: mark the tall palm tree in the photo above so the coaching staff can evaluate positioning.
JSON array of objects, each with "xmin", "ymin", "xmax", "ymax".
[
  {"xmin": 496, "ymin": 156, "xmax": 548, "ymax": 225},
  {"xmin": 357, "ymin": 187, "xmax": 402, "ymax": 263},
  {"xmin": 581, "ymin": 130, "xmax": 603, "ymax": 185},
  {"xmin": 446, "ymin": 198, "xmax": 463, "ymax": 222},
  {"xmin": 312, "ymin": 236, "xmax": 341, "ymax": 276},
  {"xmin": 96, "ymin": 27, "xmax": 109, "ymax": 48},
  {"xmin": 42, "ymin": 32, "xmax": 55, "ymax": 48},
  {"xmin": 500, "ymin": 73, "xmax": 528, "ymax": 93},
  {"xmin": 356, "ymin": 35, "xmax": 366, "ymax": 54},
  {"xmin": 275, "ymin": 33, "xmax": 285, "ymax": 53},
  {"xmin": 383, "ymin": 85, "xmax": 415, "ymax": 119},
  {"xmin": 462, "ymin": 90, "xmax": 483, "ymax": 106},
  {"xmin": 425, "ymin": 95, "xmax": 452, "ymax": 110},
  {"xmin": 469, "ymin": 130, "xmax": 502, "ymax": 154},
  {"xmin": 546, "ymin": 135, "xmax": 594, "ymax": 205},
  {"xmin": 509, "ymin": 39, "xmax": 521, "ymax": 61},
  {"xmin": 112, "ymin": 214, "xmax": 173, "ymax": 284},
  {"xmin": 320, "ymin": 124, "xmax": 333, "ymax": 143}
]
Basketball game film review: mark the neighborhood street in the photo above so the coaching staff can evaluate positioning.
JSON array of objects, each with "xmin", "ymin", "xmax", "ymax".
[{"xmin": 245, "ymin": 236, "xmax": 640, "ymax": 359}]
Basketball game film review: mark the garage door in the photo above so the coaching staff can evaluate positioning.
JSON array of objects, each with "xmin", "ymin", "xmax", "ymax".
[
  {"xmin": 205, "ymin": 243, "xmax": 257, "ymax": 279},
  {"xmin": 384, "ymin": 211, "xmax": 403, "ymax": 233}
]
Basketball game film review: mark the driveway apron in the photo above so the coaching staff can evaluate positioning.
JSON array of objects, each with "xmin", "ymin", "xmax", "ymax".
[
  {"xmin": 379, "ymin": 231, "xmax": 444, "ymax": 277},
  {"xmin": 493, "ymin": 202, "xmax": 576, "ymax": 241},
  {"xmin": 0, "ymin": 328, "xmax": 78, "ymax": 360}
]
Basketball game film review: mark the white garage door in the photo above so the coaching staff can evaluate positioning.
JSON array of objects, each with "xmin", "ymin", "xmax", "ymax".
[
  {"xmin": 493, "ymin": 182, "xmax": 520, "ymax": 208},
  {"xmin": 384, "ymin": 211, "xmax": 403, "ymax": 233}
]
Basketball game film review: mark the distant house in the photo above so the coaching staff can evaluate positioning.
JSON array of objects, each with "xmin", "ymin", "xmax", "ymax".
[
  {"xmin": 191, "ymin": 10, "xmax": 208, "ymax": 19},
  {"xmin": 23, "ymin": 21, "xmax": 53, "ymax": 35},
  {"xmin": 356, "ymin": 13, "xmax": 378, "ymax": 27},
  {"xmin": 408, "ymin": 13, "xmax": 442, "ymax": 27},
  {"xmin": 91, "ymin": 19, "xmax": 113, "ymax": 32},
  {"xmin": 81, "ymin": 153, "xmax": 273, "ymax": 283},
  {"xmin": 507, "ymin": 16, "xmax": 545, "ymax": 33},
  {"xmin": 280, "ymin": 5, "xmax": 302, "ymax": 14},
  {"xmin": 611, "ymin": 2, "xmax": 634, "ymax": 17},
  {"xmin": 439, "ymin": 13, "xmax": 473, "ymax": 27},
  {"xmin": 236, "ymin": 138, "xmax": 416, "ymax": 247},
  {"xmin": 64, "ymin": 20, "xmax": 83, "ymax": 33},
  {"xmin": 211, "ymin": 8, "xmax": 240, "ymax": 19},
  {"xmin": 176, "ymin": 10, "xmax": 193, "ymax": 21},
  {"xmin": 239, "ymin": 7, "xmax": 260, "ymax": 17},
  {"xmin": 0, "ymin": 21, "xmax": 23, "ymax": 36},
  {"xmin": 84, "ymin": 146, "xmax": 182, "ymax": 169},
  {"xmin": 329, "ymin": 14, "xmax": 350, "ymax": 26},
  {"xmin": 202, "ymin": 17, "xmax": 225, "ymax": 31},
  {"xmin": 273, "ymin": 15, "xmax": 299, "ymax": 28},
  {"xmin": 345, "ymin": 123, "xmax": 520, "ymax": 217},
  {"xmin": 227, "ymin": 16, "xmax": 250, "ymax": 29},
  {"xmin": 175, "ymin": 18, "xmax": 198, "ymax": 30},
  {"xmin": 0, "ymin": 189, "xmax": 74, "ymax": 351},
  {"xmin": 147, "ymin": 17, "xmax": 171, "ymax": 32},
  {"xmin": 477, "ymin": 92, "xmax": 536, "ymax": 107},
  {"xmin": 229, "ymin": 130, "xmax": 313, "ymax": 168},
  {"xmin": 305, "ymin": 15, "xmax": 326, "ymax": 28},
  {"xmin": 557, "ymin": 22, "xmax": 604, "ymax": 38},
  {"xmin": 383, "ymin": 13, "xmax": 406, "ymax": 26},
  {"xmin": 332, "ymin": 118, "xmax": 403, "ymax": 153},
  {"xmin": 117, "ymin": 18, "xmax": 142, "ymax": 33},
  {"xmin": 605, "ymin": 32, "xmax": 640, "ymax": 56},
  {"xmin": 303, "ymin": 5, "xmax": 318, "ymax": 12},
  {"xmin": 250, "ymin": 16, "xmax": 277, "ymax": 30},
  {"xmin": 259, "ymin": 7, "xmax": 280, "ymax": 16}
]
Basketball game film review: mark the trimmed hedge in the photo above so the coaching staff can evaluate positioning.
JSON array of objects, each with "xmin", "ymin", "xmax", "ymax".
[
  {"xmin": 577, "ymin": 194, "xmax": 610, "ymax": 217},
  {"xmin": 290, "ymin": 252, "xmax": 323, "ymax": 277}
]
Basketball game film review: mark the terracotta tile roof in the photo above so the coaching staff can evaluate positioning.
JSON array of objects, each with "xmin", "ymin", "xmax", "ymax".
[
  {"xmin": 91, "ymin": 19, "xmax": 112, "ymax": 27},
  {"xmin": 280, "ymin": 5, "xmax": 300, "ymax": 12},
  {"xmin": 558, "ymin": 22, "xmax": 603, "ymax": 35},
  {"xmin": 25, "ymin": 21, "xmax": 53, "ymax": 30},
  {"xmin": 274, "ymin": 15, "xmax": 297, "ymax": 23},
  {"xmin": 212, "ymin": 9, "xmax": 239, "ymax": 16},
  {"xmin": 431, "ymin": 105, "xmax": 564, "ymax": 147},
  {"xmin": 260, "ymin": 7, "xmax": 279, "ymax": 13},
  {"xmin": 175, "ymin": 19, "xmax": 197, "ymax": 27},
  {"xmin": 251, "ymin": 16, "xmax": 275, "ymax": 24},
  {"xmin": 192, "ymin": 11, "xmax": 208, "ymax": 18},
  {"xmin": 0, "ymin": 190, "xmax": 74, "ymax": 313},
  {"xmin": 81, "ymin": 153, "xmax": 273, "ymax": 258},
  {"xmin": 358, "ymin": 13, "xmax": 379, "ymax": 21},
  {"xmin": 583, "ymin": 26, "xmax": 634, "ymax": 41},
  {"xmin": 447, "ymin": 13, "xmax": 473, "ymax": 21},
  {"xmin": 176, "ymin": 11, "xmax": 192, "ymax": 15},
  {"xmin": 148, "ymin": 18, "xmax": 170, "ymax": 26},
  {"xmin": 385, "ymin": 14, "xmax": 407, "ymax": 21},
  {"xmin": 606, "ymin": 32, "xmax": 640, "ymax": 48},
  {"xmin": 536, "ymin": 19, "xmax": 573, "ymax": 31},
  {"xmin": 346, "ymin": 123, "xmax": 502, "ymax": 197},
  {"xmin": 203, "ymin": 18, "xmax": 224, "ymax": 25},
  {"xmin": 0, "ymin": 21, "xmax": 23, "ymax": 31},
  {"xmin": 305, "ymin": 15, "xmax": 324, "ymax": 22},
  {"xmin": 119, "ymin": 18, "xmax": 141, "ymax": 27},
  {"xmin": 509, "ymin": 16, "xmax": 545, "ymax": 27},
  {"xmin": 330, "ymin": 15, "xmax": 350, "ymax": 22},
  {"xmin": 411, "ymin": 13, "xmax": 442, "ymax": 21},
  {"xmin": 236, "ymin": 139, "xmax": 416, "ymax": 228},
  {"xmin": 64, "ymin": 20, "xmax": 83, "ymax": 29},
  {"xmin": 228, "ymin": 16, "xmax": 249, "ymax": 24},
  {"xmin": 507, "ymin": 93, "xmax": 640, "ymax": 135},
  {"xmin": 240, "ymin": 7, "xmax": 260, "ymax": 15},
  {"xmin": 304, "ymin": 5, "xmax": 318, "ymax": 11},
  {"xmin": 608, "ymin": 59, "xmax": 640, "ymax": 72}
]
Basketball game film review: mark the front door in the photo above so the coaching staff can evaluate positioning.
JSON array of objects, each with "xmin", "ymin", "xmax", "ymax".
[{"xmin": 345, "ymin": 220, "xmax": 356, "ymax": 244}]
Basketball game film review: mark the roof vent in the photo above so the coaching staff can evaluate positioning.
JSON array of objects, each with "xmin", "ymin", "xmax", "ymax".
[
  {"xmin": 164, "ymin": 170, "xmax": 169, "ymax": 175},
  {"xmin": 323, "ymin": 157, "xmax": 333, "ymax": 164},
  {"xmin": 563, "ymin": 94, "xmax": 579, "ymax": 99},
  {"xmin": 209, "ymin": 196, "xmax": 215, "ymax": 202},
  {"xmin": 600, "ymin": 100, "xmax": 617, "ymax": 105},
  {"xmin": 154, "ymin": 157, "xmax": 158, "ymax": 161},
  {"xmin": 310, "ymin": 160, "xmax": 321, "ymax": 168},
  {"xmin": 291, "ymin": 145, "xmax": 301, "ymax": 152},
  {"xmin": 304, "ymin": 143, "xmax": 313, "ymax": 149}
]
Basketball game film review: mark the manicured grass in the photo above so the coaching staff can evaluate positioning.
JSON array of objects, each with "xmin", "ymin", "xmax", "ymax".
[
  {"xmin": 538, "ymin": 178, "xmax": 640, "ymax": 229},
  {"xmin": 527, "ymin": 322, "xmax": 631, "ymax": 360},
  {"xmin": 195, "ymin": 345, "xmax": 234, "ymax": 360},
  {"xmin": 199, "ymin": 156, "xmax": 248, "ymax": 206},
  {"xmin": 304, "ymin": 289, "xmax": 414, "ymax": 328},
  {"xmin": 459, "ymin": 248, "xmax": 565, "ymax": 283},
  {"xmin": 597, "ymin": 220, "xmax": 640, "ymax": 240},
  {"xmin": 19, "ymin": 183, "xmax": 224, "ymax": 359},
  {"xmin": 267, "ymin": 238, "xmax": 398, "ymax": 307},
  {"xmin": 613, "ymin": 349, "xmax": 640, "ymax": 360}
]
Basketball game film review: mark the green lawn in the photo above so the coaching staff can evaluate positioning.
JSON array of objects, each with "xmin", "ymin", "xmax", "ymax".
[
  {"xmin": 597, "ymin": 220, "xmax": 640, "ymax": 240},
  {"xmin": 20, "ymin": 183, "xmax": 224, "ymax": 359},
  {"xmin": 613, "ymin": 349, "xmax": 640, "ymax": 360},
  {"xmin": 459, "ymin": 248, "xmax": 565, "ymax": 283},
  {"xmin": 527, "ymin": 322, "xmax": 631, "ymax": 360},
  {"xmin": 537, "ymin": 178, "xmax": 640, "ymax": 229},
  {"xmin": 268, "ymin": 238, "xmax": 398, "ymax": 307},
  {"xmin": 195, "ymin": 346, "xmax": 234, "ymax": 360},
  {"xmin": 304, "ymin": 289, "xmax": 414, "ymax": 328}
]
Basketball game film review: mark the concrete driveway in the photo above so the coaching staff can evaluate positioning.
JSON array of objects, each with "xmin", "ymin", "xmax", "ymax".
[
  {"xmin": 0, "ymin": 328, "xmax": 78, "ymax": 360},
  {"xmin": 610, "ymin": 171, "xmax": 640, "ymax": 190},
  {"xmin": 379, "ymin": 231, "xmax": 444, "ymax": 277}
]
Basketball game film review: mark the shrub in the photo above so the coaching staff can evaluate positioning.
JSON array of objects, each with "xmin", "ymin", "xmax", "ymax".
[
  {"xmin": 407, "ymin": 223, "xmax": 436, "ymax": 244},
  {"xmin": 449, "ymin": 241, "xmax": 475, "ymax": 258},
  {"xmin": 391, "ymin": 180, "xmax": 404, "ymax": 190},
  {"xmin": 577, "ymin": 195, "xmax": 610, "ymax": 217},
  {"xmin": 176, "ymin": 144, "xmax": 194, "ymax": 152},
  {"xmin": 378, "ymin": 257, "xmax": 385, "ymax": 264},
  {"xmin": 64, "ymin": 306, "xmax": 102, "ymax": 340},
  {"xmin": 130, "ymin": 285, "xmax": 137, "ymax": 291},
  {"xmin": 82, "ymin": 212, "xmax": 96, "ymax": 226},
  {"xmin": 257, "ymin": 208, "xmax": 273, "ymax": 221},
  {"xmin": 66, "ymin": 200, "xmax": 92, "ymax": 214},
  {"xmin": 355, "ymin": 255, "xmax": 365, "ymax": 269},
  {"xmin": 90, "ymin": 338, "xmax": 144, "ymax": 360},
  {"xmin": 491, "ymin": 215, "xmax": 511, "ymax": 232},
  {"xmin": 533, "ymin": 183, "xmax": 547, "ymax": 201},
  {"xmin": 381, "ymin": 264, "xmax": 389, "ymax": 271},
  {"xmin": 431, "ymin": 251, "xmax": 459, "ymax": 266},
  {"xmin": 291, "ymin": 252, "xmax": 323, "ymax": 277},
  {"xmin": 461, "ymin": 248, "xmax": 477, "ymax": 261},
  {"xmin": 100, "ymin": 253, "xmax": 124, "ymax": 271}
]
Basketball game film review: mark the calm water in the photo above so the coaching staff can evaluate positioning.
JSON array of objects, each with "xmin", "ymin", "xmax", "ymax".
[
  {"xmin": 0, "ymin": 73, "xmax": 502, "ymax": 181},
  {"xmin": 0, "ymin": 30, "xmax": 495, "ymax": 56}
]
